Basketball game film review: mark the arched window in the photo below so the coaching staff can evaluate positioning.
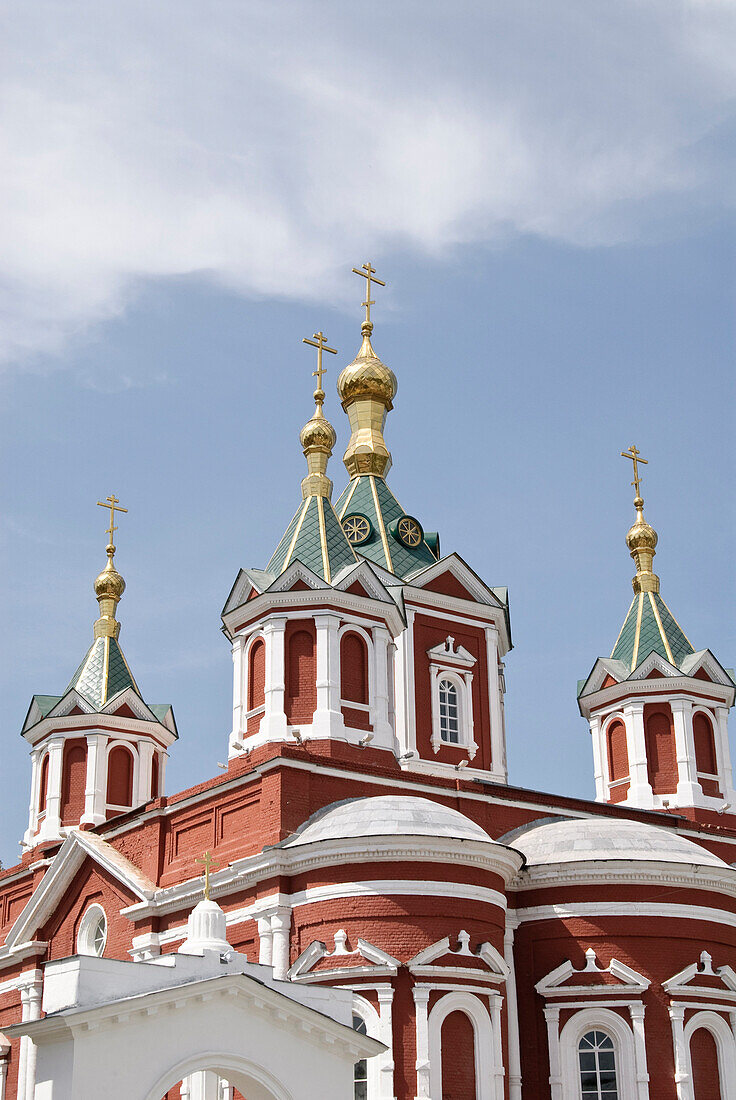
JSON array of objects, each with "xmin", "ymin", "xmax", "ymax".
[
  {"xmin": 439, "ymin": 679, "xmax": 460, "ymax": 743},
  {"xmin": 340, "ymin": 632, "xmax": 369, "ymax": 706},
  {"xmin": 150, "ymin": 752, "xmax": 160, "ymax": 799},
  {"xmin": 106, "ymin": 745, "xmax": 134, "ymax": 807},
  {"xmin": 441, "ymin": 1010, "xmax": 477, "ymax": 1099},
  {"xmin": 38, "ymin": 753, "xmax": 49, "ymax": 814},
  {"xmin": 578, "ymin": 1030, "xmax": 618, "ymax": 1098},
  {"xmin": 606, "ymin": 719, "xmax": 630, "ymax": 803},
  {"xmin": 353, "ymin": 1013, "xmax": 368, "ymax": 1100},
  {"xmin": 693, "ymin": 712, "xmax": 721, "ymax": 795},
  {"xmin": 61, "ymin": 739, "xmax": 87, "ymax": 825},
  {"xmin": 690, "ymin": 1026, "xmax": 723, "ymax": 1100},
  {"xmin": 644, "ymin": 706, "xmax": 677, "ymax": 793},
  {"xmin": 285, "ymin": 627, "xmax": 316, "ymax": 724},
  {"xmin": 248, "ymin": 638, "xmax": 266, "ymax": 712},
  {"xmin": 77, "ymin": 904, "xmax": 107, "ymax": 957}
]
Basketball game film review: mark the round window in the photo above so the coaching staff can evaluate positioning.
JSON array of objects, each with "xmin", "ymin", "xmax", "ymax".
[
  {"xmin": 393, "ymin": 515, "xmax": 424, "ymax": 548},
  {"xmin": 343, "ymin": 513, "xmax": 373, "ymax": 546},
  {"xmin": 77, "ymin": 904, "xmax": 107, "ymax": 957}
]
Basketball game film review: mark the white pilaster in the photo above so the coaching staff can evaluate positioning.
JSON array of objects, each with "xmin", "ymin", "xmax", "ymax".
[
  {"xmin": 715, "ymin": 706, "xmax": 736, "ymax": 801},
  {"xmin": 0, "ymin": 1056, "xmax": 7, "ymax": 1100},
  {"xmin": 589, "ymin": 714, "xmax": 605, "ymax": 800},
  {"xmin": 486, "ymin": 626, "xmax": 507, "ymax": 782},
  {"xmin": 671, "ymin": 699, "xmax": 701, "ymax": 805},
  {"xmin": 627, "ymin": 1002, "xmax": 650, "ymax": 1100},
  {"xmin": 623, "ymin": 701, "xmax": 653, "ymax": 807},
  {"xmin": 413, "ymin": 986, "xmax": 430, "ymax": 1100},
  {"xmin": 489, "ymin": 993, "xmax": 505, "ymax": 1100},
  {"xmin": 81, "ymin": 732, "xmax": 109, "ymax": 826},
  {"xmin": 312, "ymin": 613, "xmax": 343, "ymax": 739},
  {"xmin": 24, "ymin": 751, "xmax": 42, "ymax": 846},
  {"xmin": 270, "ymin": 906, "xmax": 292, "ymax": 980},
  {"xmin": 376, "ymin": 985, "xmax": 398, "ymax": 1100},
  {"xmin": 136, "ymin": 739, "xmax": 155, "ymax": 805},
  {"xmin": 39, "ymin": 737, "xmax": 65, "ymax": 840},
  {"xmin": 544, "ymin": 1005, "xmax": 562, "ymax": 1100},
  {"xmin": 395, "ymin": 607, "xmax": 417, "ymax": 756},
  {"xmin": 17, "ymin": 970, "xmax": 42, "ymax": 1100},
  {"xmin": 257, "ymin": 915, "xmax": 274, "ymax": 967},
  {"xmin": 260, "ymin": 617, "xmax": 288, "ymax": 740},
  {"xmin": 372, "ymin": 625, "xmax": 397, "ymax": 751},
  {"xmin": 504, "ymin": 917, "xmax": 522, "ymax": 1100},
  {"xmin": 231, "ymin": 634, "xmax": 246, "ymax": 742},
  {"xmin": 669, "ymin": 1004, "xmax": 691, "ymax": 1100}
]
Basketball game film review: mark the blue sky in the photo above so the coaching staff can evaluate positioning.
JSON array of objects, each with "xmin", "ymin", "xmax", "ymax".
[{"xmin": 0, "ymin": 1, "xmax": 734, "ymax": 866}]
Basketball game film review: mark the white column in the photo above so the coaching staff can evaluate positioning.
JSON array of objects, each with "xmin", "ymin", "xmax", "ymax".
[
  {"xmin": 543, "ymin": 1005, "xmax": 562, "ymax": 1100},
  {"xmin": 628, "ymin": 1002, "xmax": 650, "ymax": 1100},
  {"xmin": 261, "ymin": 617, "xmax": 288, "ymax": 739},
  {"xmin": 17, "ymin": 971, "xmax": 42, "ymax": 1100},
  {"xmin": 312, "ymin": 613, "xmax": 343, "ymax": 739},
  {"xmin": 715, "ymin": 706, "xmax": 736, "ymax": 800},
  {"xmin": 182, "ymin": 1071, "xmax": 220, "ymax": 1100},
  {"xmin": 590, "ymin": 714, "xmax": 606, "ymax": 800},
  {"xmin": 669, "ymin": 1004, "xmax": 691, "ymax": 1100},
  {"xmin": 376, "ymin": 986, "xmax": 397, "ymax": 1100},
  {"xmin": 489, "ymin": 993, "xmax": 505, "ymax": 1100},
  {"xmin": 25, "ymin": 751, "xmax": 42, "ymax": 845},
  {"xmin": 257, "ymin": 915, "xmax": 274, "ymax": 967},
  {"xmin": 623, "ymin": 701, "xmax": 653, "ymax": 807},
  {"xmin": 372, "ymin": 625, "xmax": 397, "ymax": 751},
  {"xmin": 413, "ymin": 987, "xmax": 431, "ymax": 1100},
  {"xmin": 395, "ymin": 608, "xmax": 417, "ymax": 756},
  {"xmin": 485, "ymin": 626, "xmax": 507, "ymax": 781},
  {"xmin": 231, "ymin": 634, "xmax": 246, "ymax": 743},
  {"xmin": 671, "ymin": 699, "xmax": 701, "ymax": 804},
  {"xmin": 40, "ymin": 737, "xmax": 65, "ymax": 839},
  {"xmin": 159, "ymin": 750, "xmax": 168, "ymax": 797},
  {"xmin": 270, "ymin": 906, "xmax": 292, "ymax": 980},
  {"xmin": 81, "ymin": 732, "xmax": 109, "ymax": 825},
  {"xmin": 0, "ymin": 1057, "xmax": 7, "ymax": 1100},
  {"xmin": 504, "ymin": 918, "xmax": 522, "ymax": 1100},
  {"xmin": 136, "ymin": 739, "xmax": 155, "ymax": 805}
]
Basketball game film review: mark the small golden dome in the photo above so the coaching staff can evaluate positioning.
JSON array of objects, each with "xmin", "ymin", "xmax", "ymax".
[
  {"xmin": 626, "ymin": 498, "xmax": 658, "ymax": 553},
  {"xmin": 337, "ymin": 325, "xmax": 397, "ymax": 409},
  {"xmin": 94, "ymin": 558, "xmax": 126, "ymax": 602},
  {"xmin": 300, "ymin": 406, "xmax": 337, "ymax": 452}
]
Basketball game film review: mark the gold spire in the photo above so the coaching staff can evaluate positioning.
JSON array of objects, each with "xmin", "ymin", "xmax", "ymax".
[
  {"xmin": 620, "ymin": 445, "xmax": 659, "ymax": 594},
  {"xmin": 93, "ymin": 495, "xmax": 127, "ymax": 638},
  {"xmin": 300, "ymin": 332, "xmax": 338, "ymax": 499},
  {"xmin": 338, "ymin": 262, "xmax": 397, "ymax": 479}
]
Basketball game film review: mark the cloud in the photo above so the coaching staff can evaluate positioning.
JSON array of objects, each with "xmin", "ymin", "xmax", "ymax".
[{"xmin": 0, "ymin": 0, "xmax": 734, "ymax": 365}]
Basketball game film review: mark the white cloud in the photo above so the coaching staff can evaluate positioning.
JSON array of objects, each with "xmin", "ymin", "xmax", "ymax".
[{"xmin": 0, "ymin": 0, "xmax": 734, "ymax": 365}]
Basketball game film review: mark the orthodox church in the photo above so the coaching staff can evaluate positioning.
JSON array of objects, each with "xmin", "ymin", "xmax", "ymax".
[{"xmin": 0, "ymin": 265, "xmax": 735, "ymax": 1100}]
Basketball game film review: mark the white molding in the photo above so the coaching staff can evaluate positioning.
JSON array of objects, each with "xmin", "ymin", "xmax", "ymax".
[
  {"xmin": 556, "ymin": 1005, "xmax": 645, "ymax": 1100},
  {"xmin": 664, "ymin": 950, "xmax": 736, "ymax": 998},
  {"xmin": 536, "ymin": 949, "xmax": 650, "ymax": 997},
  {"xmin": 517, "ymin": 900, "xmax": 736, "ymax": 930},
  {"xmin": 681, "ymin": 1009, "xmax": 736, "ymax": 1100},
  {"xmin": 427, "ymin": 990, "xmax": 503, "ymax": 1100}
]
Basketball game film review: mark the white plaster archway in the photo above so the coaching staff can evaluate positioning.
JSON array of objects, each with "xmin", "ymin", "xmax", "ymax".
[
  {"xmin": 145, "ymin": 1052, "xmax": 293, "ymax": 1100},
  {"xmin": 684, "ymin": 1009, "xmax": 736, "ymax": 1099},
  {"xmin": 428, "ymin": 989, "xmax": 501, "ymax": 1100}
]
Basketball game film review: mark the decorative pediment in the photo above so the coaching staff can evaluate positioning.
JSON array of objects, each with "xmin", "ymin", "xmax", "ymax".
[
  {"xmin": 630, "ymin": 650, "xmax": 680, "ymax": 681},
  {"xmin": 332, "ymin": 560, "xmax": 395, "ymax": 605},
  {"xmin": 536, "ymin": 949, "xmax": 650, "ymax": 998},
  {"xmin": 663, "ymin": 950, "xmax": 736, "ymax": 999},
  {"xmin": 288, "ymin": 929, "xmax": 400, "ymax": 983},
  {"xmin": 680, "ymin": 650, "xmax": 736, "ymax": 690},
  {"xmin": 426, "ymin": 636, "xmax": 477, "ymax": 670},
  {"xmin": 578, "ymin": 658, "xmax": 629, "ymax": 699},
  {"xmin": 4, "ymin": 831, "xmax": 156, "ymax": 951},
  {"xmin": 407, "ymin": 931, "xmax": 509, "ymax": 983},
  {"xmin": 408, "ymin": 554, "xmax": 505, "ymax": 609},
  {"xmin": 221, "ymin": 568, "xmax": 275, "ymax": 617},
  {"xmin": 267, "ymin": 560, "xmax": 330, "ymax": 593}
]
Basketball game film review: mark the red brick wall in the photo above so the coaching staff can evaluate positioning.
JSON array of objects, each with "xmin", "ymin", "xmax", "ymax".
[
  {"xmin": 690, "ymin": 1025, "xmax": 722, "ymax": 1100},
  {"xmin": 441, "ymin": 1010, "xmax": 477, "ymax": 1100},
  {"xmin": 644, "ymin": 705, "xmax": 678, "ymax": 794},
  {"xmin": 285, "ymin": 621, "xmax": 316, "ymax": 724},
  {"xmin": 61, "ymin": 738, "xmax": 87, "ymax": 824}
]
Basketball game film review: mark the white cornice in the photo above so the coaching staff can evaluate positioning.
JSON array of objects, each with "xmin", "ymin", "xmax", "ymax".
[
  {"xmin": 23, "ymin": 710, "xmax": 176, "ymax": 749},
  {"xmin": 580, "ymin": 676, "xmax": 733, "ymax": 717},
  {"xmin": 514, "ymin": 859, "xmax": 736, "ymax": 898},
  {"xmin": 223, "ymin": 585, "xmax": 405, "ymax": 639}
]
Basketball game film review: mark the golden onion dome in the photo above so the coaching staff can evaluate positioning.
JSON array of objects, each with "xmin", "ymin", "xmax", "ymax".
[
  {"xmin": 94, "ymin": 558, "xmax": 126, "ymax": 601},
  {"xmin": 337, "ymin": 324, "xmax": 397, "ymax": 409},
  {"xmin": 300, "ymin": 405, "xmax": 337, "ymax": 452},
  {"xmin": 626, "ymin": 514, "xmax": 658, "ymax": 553}
]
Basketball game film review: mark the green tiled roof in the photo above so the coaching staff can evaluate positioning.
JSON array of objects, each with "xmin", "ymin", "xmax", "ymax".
[
  {"xmin": 611, "ymin": 590, "xmax": 694, "ymax": 672},
  {"xmin": 267, "ymin": 494, "xmax": 358, "ymax": 583},
  {"xmin": 334, "ymin": 475, "xmax": 437, "ymax": 579},
  {"xmin": 66, "ymin": 635, "xmax": 140, "ymax": 710}
]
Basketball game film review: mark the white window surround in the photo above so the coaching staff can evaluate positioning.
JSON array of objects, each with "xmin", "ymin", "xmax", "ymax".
[
  {"xmin": 554, "ymin": 1007, "xmax": 641, "ymax": 1100},
  {"xmin": 105, "ymin": 739, "xmax": 139, "ymax": 811},
  {"xmin": 682, "ymin": 1010, "xmax": 736, "ymax": 1099},
  {"xmin": 338, "ymin": 623, "xmax": 375, "ymax": 717},
  {"xmin": 426, "ymin": 989, "xmax": 504, "ymax": 1100},
  {"xmin": 351, "ymin": 991, "xmax": 396, "ymax": 1100},
  {"xmin": 427, "ymin": 637, "xmax": 477, "ymax": 758},
  {"xmin": 77, "ymin": 904, "xmax": 107, "ymax": 957}
]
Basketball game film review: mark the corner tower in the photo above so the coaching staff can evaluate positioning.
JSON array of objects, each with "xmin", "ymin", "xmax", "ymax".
[
  {"xmin": 578, "ymin": 449, "xmax": 735, "ymax": 814},
  {"xmin": 21, "ymin": 498, "xmax": 177, "ymax": 849}
]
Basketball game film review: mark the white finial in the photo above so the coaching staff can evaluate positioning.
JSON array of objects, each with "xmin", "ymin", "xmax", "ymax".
[
  {"xmin": 584, "ymin": 948, "xmax": 599, "ymax": 971},
  {"xmin": 457, "ymin": 930, "xmax": 471, "ymax": 955},
  {"xmin": 333, "ymin": 929, "xmax": 349, "ymax": 955},
  {"xmin": 700, "ymin": 950, "xmax": 714, "ymax": 974}
]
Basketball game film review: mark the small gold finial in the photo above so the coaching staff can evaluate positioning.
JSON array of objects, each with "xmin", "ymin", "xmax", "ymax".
[
  {"xmin": 300, "ymin": 332, "xmax": 338, "ymax": 499},
  {"xmin": 195, "ymin": 850, "xmax": 220, "ymax": 901},
  {"xmin": 93, "ymin": 495, "xmax": 127, "ymax": 639},
  {"xmin": 620, "ymin": 445, "xmax": 659, "ymax": 594},
  {"xmin": 352, "ymin": 261, "xmax": 385, "ymax": 332}
]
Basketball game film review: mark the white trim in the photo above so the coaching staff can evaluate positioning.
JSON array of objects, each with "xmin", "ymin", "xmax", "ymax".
[
  {"xmin": 427, "ymin": 990, "xmax": 503, "ymax": 1100},
  {"xmin": 536, "ymin": 949, "xmax": 650, "ymax": 997},
  {"xmin": 682, "ymin": 1009, "xmax": 736, "ymax": 1100},
  {"xmin": 556, "ymin": 1005, "xmax": 643, "ymax": 1100},
  {"xmin": 76, "ymin": 903, "xmax": 107, "ymax": 957},
  {"xmin": 517, "ymin": 901, "xmax": 736, "ymax": 929},
  {"xmin": 352, "ymin": 991, "xmax": 396, "ymax": 1100}
]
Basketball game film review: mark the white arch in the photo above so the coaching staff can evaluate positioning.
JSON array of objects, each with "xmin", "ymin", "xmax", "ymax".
[
  {"xmin": 143, "ymin": 1051, "xmax": 294, "ymax": 1100},
  {"xmin": 684, "ymin": 1009, "xmax": 736, "ymax": 1099},
  {"xmin": 428, "ymin": 990, "xmax": 499, "ymax": 1100},
  {"xmin": 105, "ymin": 738, "xmax": 139, "ymax": 808},
  {"xmin": 352, "ymin": 993, "xmax": 383, "ymax": 1099},
  {"xmin": 338, "ymin": 622, "xmax": 375, "ymax": 714},
  {"xmin": 559, "ymin": 1007, "xmax": 637, "ymax": 1100}
]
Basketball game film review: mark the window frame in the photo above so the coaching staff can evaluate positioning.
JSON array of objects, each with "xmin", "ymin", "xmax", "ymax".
[
  {"xmin": 429, "ymin": 666, "xmax": 477, "ymax": 758},
  {"xmin": 558, "ymin": 1008, "xmax": 637, "ymax": 1100},
  {"xmin": 77, "ymin": 903, "xmax": 108, "ymax": 957}
]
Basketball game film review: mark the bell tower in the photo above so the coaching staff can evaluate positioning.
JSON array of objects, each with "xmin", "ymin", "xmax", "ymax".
[
  {"xmin": 578, "ymin": 449, "xmax": 735, "ymax": 815},
  {"xmin": 21, "ymin": 497, "xmax": 177, "ymax": 849}
]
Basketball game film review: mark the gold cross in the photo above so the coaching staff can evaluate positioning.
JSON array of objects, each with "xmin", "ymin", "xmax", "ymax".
[
  {"xmin": 96, "ymin": 494, "xmax": 128, "ymax": 549},
  {"xmin": 352, "ymin": 261, "xmax": 386, "ymax": 325},
  {"xmin": 620, "ymin": 444, "xmax": 648, "ymax": 499},
  {"xmin": 195, "ymin": 850, "xmax": 220, "ymax": 900},
  {"xmin": 302, "ymin": 331, "xmax": 337, "ymax": 392}
]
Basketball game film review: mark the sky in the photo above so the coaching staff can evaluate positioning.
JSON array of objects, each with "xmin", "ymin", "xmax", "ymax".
[{"xmin": 0, "ymin": 0, "xmax": 734, "ymax": 866}]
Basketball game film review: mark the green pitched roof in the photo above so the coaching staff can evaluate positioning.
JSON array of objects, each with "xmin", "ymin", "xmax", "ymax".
[
  {"xmin": 611, "ymin": 590, "xmax": 695, "ymax": 672},
  {"xmin": 65, "ymin": 635, "xmax": 140, "ymax": 710},
  {"xmin": 334, "ymin": 475, "xmax": 437, "ymax": 579},
  {"xmin": 267, "ymin": 494, "xmax": 357, "ymax": 583}
]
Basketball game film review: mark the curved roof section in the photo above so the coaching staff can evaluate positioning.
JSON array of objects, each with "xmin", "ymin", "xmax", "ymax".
[
  {"xmin": 282, "ymin": 795, "xmax": 494, "ymax": 847},
  {"xmin": 510, "ymin": 816, "xmax": 726, "ymax": 869}
]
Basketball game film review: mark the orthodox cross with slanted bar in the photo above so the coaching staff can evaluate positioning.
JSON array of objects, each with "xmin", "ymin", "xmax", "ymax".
[
  {"xmin": 620, "ymin": 444, "xmax": 648, "ymax": 499},
  {"xmin": 196, "ymin": 850, "xmax": 220, "ymax": 900},
  {"xmin": 97, "ymin": 494, "xmax": 127, "ymax": 552},
  {"xmin": 303, "ymin": 331, "xmax": 337, "ymax": 394},
  {"xmin": 352, "ymin": 262, "xmax": 386, "ymax": 326}
]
